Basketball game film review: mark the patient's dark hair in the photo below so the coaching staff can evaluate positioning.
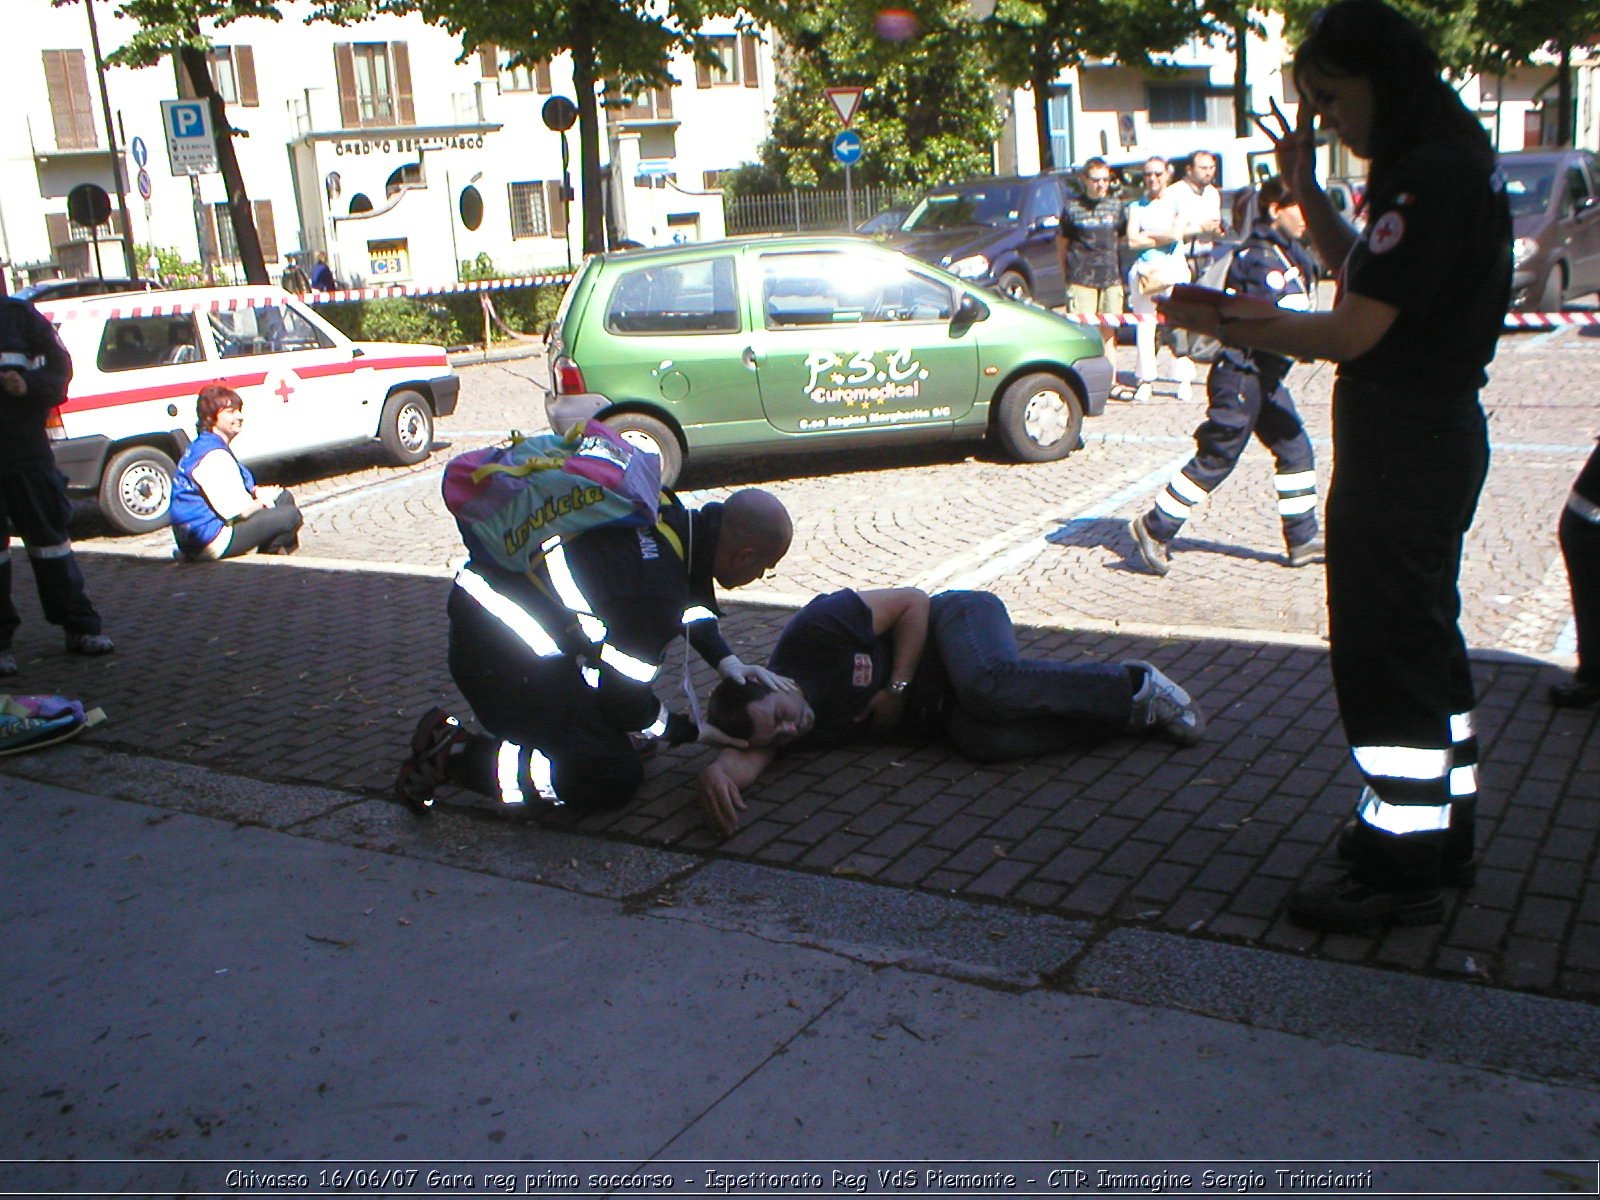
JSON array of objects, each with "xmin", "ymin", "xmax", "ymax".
[{"xmin": 705, "ymin": 677, "xmax": 774, "ymax": 741}]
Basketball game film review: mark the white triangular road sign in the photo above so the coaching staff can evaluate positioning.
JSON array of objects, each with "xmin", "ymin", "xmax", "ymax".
[{"xmin": 825, "ymin": 87, "xmax": 864, "ymax": 128}]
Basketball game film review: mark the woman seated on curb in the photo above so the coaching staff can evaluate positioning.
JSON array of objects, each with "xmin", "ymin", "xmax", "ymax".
[{"xmin": 169, "ymin": 384, "xmax": 303, "ymax": 561}]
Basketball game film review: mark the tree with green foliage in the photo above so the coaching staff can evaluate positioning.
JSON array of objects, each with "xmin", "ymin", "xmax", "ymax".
[
  {"xmin": 311, "ymin": 0, "xmax": 747, "ymax": 254},
  {"xmin": 978, "ymin": 0, "xmax": 1220, "ymax": 170},
  {"xmin": 60, "ymin": 0, "xmax": 279, "ymax": 284},
  {"xmin": 1468, "ymin": 0, "xmax": 1598, "ymax": 146},
  {"xmin": 739, "ymin": 0, "xmax": 1003, "ymax": 190}
]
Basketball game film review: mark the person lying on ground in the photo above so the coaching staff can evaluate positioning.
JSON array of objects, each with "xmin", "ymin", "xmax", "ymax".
[{"xmin": 695, "ymin": 587, "xmax": 1204, "ymax": 835}]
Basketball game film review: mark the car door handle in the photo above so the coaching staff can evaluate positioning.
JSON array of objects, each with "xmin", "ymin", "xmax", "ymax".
[{"xmin": 742, "ymin": 346, "xmax": 759, "ymax": 369}]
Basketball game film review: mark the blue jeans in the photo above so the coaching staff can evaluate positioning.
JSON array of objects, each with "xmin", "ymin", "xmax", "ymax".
[{"xmin": 926, "ymin": 591, "xmax": 1133, "ymax": 761}]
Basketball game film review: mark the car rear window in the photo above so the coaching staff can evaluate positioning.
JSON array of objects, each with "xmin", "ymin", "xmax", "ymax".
[
  {"xmin": 760, "ymin": 251, "xmax": 954, "ymax": 328},
  {"xmin": 96, "ymin": 315, "xmax": 204, "ymax": 372},
  {"xmin": 207, "ymin": 303, "xmax": 335, "ymax": 357},
  {"xmin": 604, "ymin": 257, "xmax": 739, "ymax": 334}
]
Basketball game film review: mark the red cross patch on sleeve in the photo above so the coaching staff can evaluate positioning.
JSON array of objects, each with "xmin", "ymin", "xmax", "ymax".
[{"xmin": 1367, "ymin": 211, "xmax": 1405, "ymax": 255}]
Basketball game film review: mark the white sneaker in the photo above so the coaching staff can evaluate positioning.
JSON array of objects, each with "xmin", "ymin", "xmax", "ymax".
[
  {"xmin": 1128, "ymin": 661, "xmax": 1205, "ymax": 744},
  {"xmin": 1177, "ymin": 381, "xmax": 1194, "ymax": 403},
  {"xmin": 1133, "ymin": 382, "xmax": 1155, "ymax": 403}
]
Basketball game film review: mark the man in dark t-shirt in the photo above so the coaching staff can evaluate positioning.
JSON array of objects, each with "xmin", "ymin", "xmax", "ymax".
[
  {"xmin": 693, "ymin": 587, "xmax": 1205, "ymax": 835},
  {"xmin": 1061, "ymin": 157, "xmax": 1128, "ymax": 354}
]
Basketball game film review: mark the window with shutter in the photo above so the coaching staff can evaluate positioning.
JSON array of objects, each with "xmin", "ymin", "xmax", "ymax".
[
  {"xmin": 393, "ymin": 43, "xmax": 415, "ymax": 125},
  {"xmin": 236, "ymin": 46, "xmax": 259, "ymax": 106},
  {"xmin": 253, "ymin": 201, "xmax": 278, "ymax": 263},
  {"xmin": 544, "ymin": 181, "xmax": 568, "ymax": 237},
  {"xmin": 509, "ymin": 182, "xmax": 550, "ymax": 238},
  {"xmin": 740, "ymin": 35, "xmax": 759, "ymax": 87},
  {"xmin": 334, "ymin": 44, "xmax": 360, "ymax": 127},
  {"xmin": 42, "ymin": 49, "xmax": 97, "ymax": 150}
]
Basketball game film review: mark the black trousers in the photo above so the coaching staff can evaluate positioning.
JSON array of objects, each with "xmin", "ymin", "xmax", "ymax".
[
  {"xmin": 1559, "ymin": 441, "xmax": 1600, "ymax": 683},
  {"xmin": 0, "ymin": 466, "xmax": 103, "ymax": 647},
  {"xmin": 1146, "ymin": 362, "xmax": 1318, "ymax": 547},
  {"xmin": 442, "ymin": 583, "xmax": 642, "ymax": 812},
  {"xmin": 1327, "ymin": 379, "xmax": 1487, "ymax": 884},
  {"xmin": 218, "ymin": 491, "xmax": 303, "ymax": 558}
]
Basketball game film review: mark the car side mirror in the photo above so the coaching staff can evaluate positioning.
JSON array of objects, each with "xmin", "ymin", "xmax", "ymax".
[
  {"xmin": 1578, "ymin": 195, "xmax": 1600, "ymax": 216},
  {"xmin": 952, "ymin": 293, "xmax": 989, "ymax": 334}
]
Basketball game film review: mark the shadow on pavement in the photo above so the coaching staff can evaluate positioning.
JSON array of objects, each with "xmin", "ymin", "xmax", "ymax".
[{"xmin": 2, "ymin": 552, "xmax": 1595, "ymax": 1001}]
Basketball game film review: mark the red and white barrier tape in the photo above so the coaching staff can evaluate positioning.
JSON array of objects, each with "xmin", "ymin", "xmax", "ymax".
[
  {"xmin": 32, "ymin": 273, "xmax": 1596, "ymax": 331},
  {"xmin": 36, "ymin": 272, "xmax": 575, "ymax": 322},
  {"xmin": 1063, "ymin": 311, "xmax": 1600, "ymax": 329}
]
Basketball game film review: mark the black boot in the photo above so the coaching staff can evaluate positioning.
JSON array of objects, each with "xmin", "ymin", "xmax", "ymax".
[{"xmin": 1291, "ymin": 824, "xmax": 1445, "ymax": 933}]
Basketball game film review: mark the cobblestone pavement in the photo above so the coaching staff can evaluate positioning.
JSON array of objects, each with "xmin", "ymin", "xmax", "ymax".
[{"xmin": 16, "ymin": 326, "xmax": 1598, "ymax": 1002}]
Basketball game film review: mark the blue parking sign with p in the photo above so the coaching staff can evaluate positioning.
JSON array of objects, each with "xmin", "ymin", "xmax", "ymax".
[
  {"xmin": 168, "ymin": 101, "xmax": 205, "ymax": 138},
  {"xmin": 161, "ymin": 98, "xmax": 216, "ymax": 174}
]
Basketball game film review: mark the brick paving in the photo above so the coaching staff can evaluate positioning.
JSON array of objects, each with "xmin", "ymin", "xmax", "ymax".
[{"xmin": 7, "ymin": 326, "xmax": 1597, "ymax": 1004}]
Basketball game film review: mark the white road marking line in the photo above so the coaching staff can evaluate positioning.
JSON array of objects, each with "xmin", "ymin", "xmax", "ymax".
[{"xmin": 912, "ymin": 451, "xmax": 1195, "ymax": 593}]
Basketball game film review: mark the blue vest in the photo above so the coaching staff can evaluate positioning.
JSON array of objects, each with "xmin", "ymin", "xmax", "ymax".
[{"xmin": 170, "ymin": 431, "xmax": 255, "ymax": 555}]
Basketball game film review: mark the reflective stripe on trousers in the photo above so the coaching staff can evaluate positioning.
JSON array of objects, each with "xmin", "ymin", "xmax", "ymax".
[
  {"xmin": 495, "ymin": 740, "xmax": 559, "ymax": 806},
  {"xmin": 1353, "ymin": 708, "xmax": 1476, "ymax": 836}
]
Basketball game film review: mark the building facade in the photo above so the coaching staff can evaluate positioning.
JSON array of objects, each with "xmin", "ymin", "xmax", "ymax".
[
  {"xmin": 4, "ymin": 0, "xmax": 777, "ymax": 290},
  {"xmin": 5, "ymin": 0, "xmax": 1594, "ymax": 294}
]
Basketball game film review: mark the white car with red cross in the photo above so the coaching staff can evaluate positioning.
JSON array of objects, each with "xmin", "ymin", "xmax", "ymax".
[{"xmin": 37, "ymin": 285, "xmax": 460, "ymax": 533}]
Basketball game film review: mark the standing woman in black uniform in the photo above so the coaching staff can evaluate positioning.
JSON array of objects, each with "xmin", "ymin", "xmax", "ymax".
[{"xmin": 1160, "ymin": 0, "xmax": 1512, "ymax": 931}]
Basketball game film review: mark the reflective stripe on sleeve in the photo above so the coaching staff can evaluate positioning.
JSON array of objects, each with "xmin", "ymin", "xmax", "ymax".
[
  {"xmin": 455, "ymin": 569, "xmax": 562, "ymax": 657},
  {"xmin": 28, "ymin": 542, "xmax": 74, "ymax": 559},
  {"xmin": 1449, "ymin": 764, "xmax": 1478, "ymax": 797},
  {"xmin": 643, "ymin": 705, "xmax": 670, "ymax": 738},
  {"xmin": 682, "ymin": 605, "xmax": 717, "ymax": 625},
  {"xmin": 600, "ymin": 643, "xmax": 658, "ymax": 682},
  {"xmin": 1450, "ymin": 712, "xmax": 1474, "ymax": 742}
]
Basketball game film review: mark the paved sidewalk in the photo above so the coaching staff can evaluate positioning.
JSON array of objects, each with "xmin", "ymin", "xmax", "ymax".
[
  {"xmin": 3, "ymin": 547, "xmax": 1596, "ymax": 1003},
  {"xmin": 5, "ymin": 766, "xmax": 1597, "ymax": 1190}
]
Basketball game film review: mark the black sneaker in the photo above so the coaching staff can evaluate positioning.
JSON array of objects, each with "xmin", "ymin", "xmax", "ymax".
[
  {"xmin": 1334, "ymin": 819, "xmax": 1478, "ymax": 887},
  {"xmin": 1287, "ymin": 871, "xmax": 1444, "ymax": 933},
  {"xmin": 1127, "ymin": 516, "xmax": 1171, "ymax": 577},
  {"xmin": 394, "ymin": 708, "xmax": 464, "ymax": 813},
  {"xmin": 1285, "ymin": 538, "xmax": 1326, "ymax": 568}
]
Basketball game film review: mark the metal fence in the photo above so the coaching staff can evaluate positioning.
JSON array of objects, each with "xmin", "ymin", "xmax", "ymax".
[{"xmin": 724, "ymin": 185, "xmax": 916, "ymax": 235}]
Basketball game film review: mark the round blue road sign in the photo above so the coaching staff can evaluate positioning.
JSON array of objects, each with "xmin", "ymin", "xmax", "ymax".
[
  {"xmin": 131, "ymin": 136, "xmax": 148, "ymax": 168},
  {"xmin": 833, "ymin": 130, "xmax": 863, "ymax": 166}
]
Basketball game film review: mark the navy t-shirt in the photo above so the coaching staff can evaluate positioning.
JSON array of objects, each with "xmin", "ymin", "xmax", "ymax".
[
  {"xmin": 1339, "ymin": 138, "xmax": 1511, "ymax": 395},
  {"xmin": 768, "ymin": 589, "xmax": 892, "ymax": 749}
]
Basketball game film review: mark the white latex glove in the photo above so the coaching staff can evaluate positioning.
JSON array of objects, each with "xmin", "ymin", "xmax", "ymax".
[{"xmin": 716, "ymin": 655, "xmax": 798, "ymax": 693}]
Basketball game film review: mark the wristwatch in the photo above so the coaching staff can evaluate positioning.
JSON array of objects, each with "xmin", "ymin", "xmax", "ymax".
[{"xmin": 887, "ymin": 680, "xmax": 910, "ymax": 695}]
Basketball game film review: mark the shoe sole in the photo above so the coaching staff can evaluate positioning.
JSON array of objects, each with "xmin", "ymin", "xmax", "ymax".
[
  {"xmin": 1287, "ymin": 891, "xmax": 1444, "ymax": 934},
  {"xmin": 1127, "ymin": 517, "xmax": 1170, "ymax": 576}
]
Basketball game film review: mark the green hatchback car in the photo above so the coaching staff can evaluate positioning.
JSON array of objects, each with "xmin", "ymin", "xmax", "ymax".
[{"xmin": 544, "ymin": 235, "xmax": 1113, "ymax": 485}]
